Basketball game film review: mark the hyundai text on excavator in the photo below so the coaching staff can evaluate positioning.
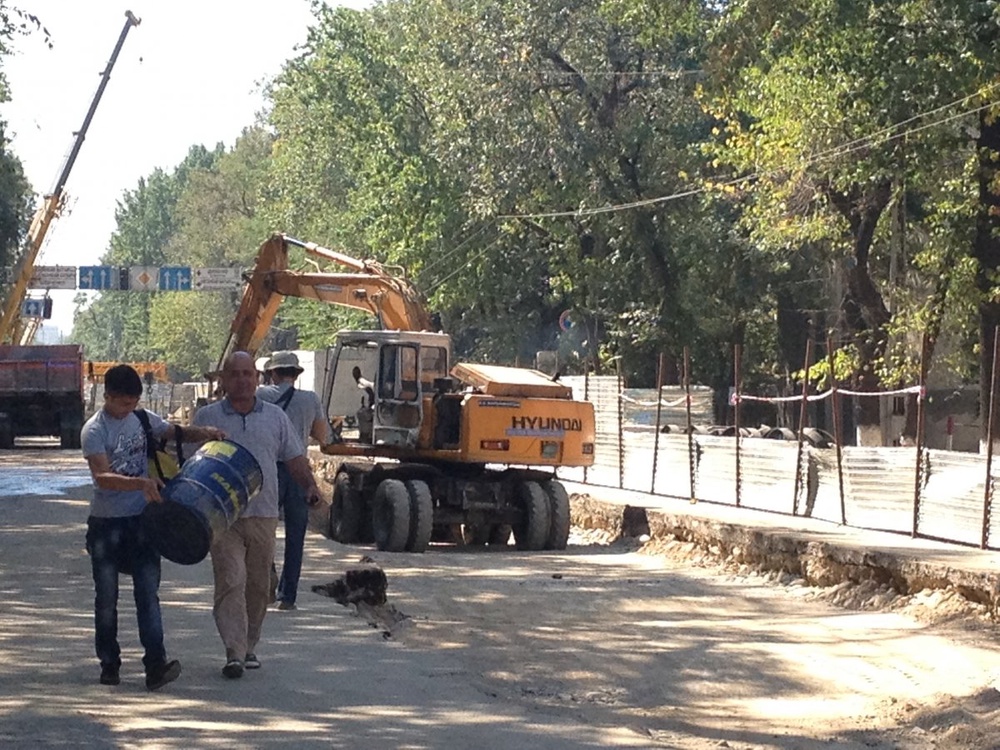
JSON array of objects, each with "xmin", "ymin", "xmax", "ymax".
[{"xmin": 217, "ymin": 233, "xmax": 596, "ymax": 553}]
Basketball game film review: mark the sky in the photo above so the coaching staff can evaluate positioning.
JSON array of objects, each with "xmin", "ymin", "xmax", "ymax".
[{"xmin": 1, "ymin": 0, "xmax": 367, "ymax": 336}]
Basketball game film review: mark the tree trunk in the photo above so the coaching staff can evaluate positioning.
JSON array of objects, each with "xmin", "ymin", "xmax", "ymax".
[
  {"xmin": 827, "ymin": 181, "xmax": 893, "ymax": 442},
  {"xmin": 974, "ymin": 109, "xmax": 1000, "ymax": 449}
]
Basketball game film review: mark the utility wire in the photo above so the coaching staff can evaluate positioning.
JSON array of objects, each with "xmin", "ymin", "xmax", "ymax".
[
  {"xmin": 425, "ymin": 232, "xmax": 505, "ymax": 294},
  {"xmin": 498, "ymin": 83, "xmax": 1000, "ymax": 220},
  {"xmin": 418, "ymin": 220, "xmax": 492, "ymax": 279}
]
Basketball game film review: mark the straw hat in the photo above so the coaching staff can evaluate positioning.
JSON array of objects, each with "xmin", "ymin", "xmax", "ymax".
[{"xmin": 265, "ymin": 351, "xmax": 304, "ymax": 374}]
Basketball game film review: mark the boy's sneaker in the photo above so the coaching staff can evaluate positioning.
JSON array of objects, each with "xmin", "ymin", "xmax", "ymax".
[
  {"xmin": 222, "ymin": 658, "xmax": 244, "ymax": 679},
  {"xmin": 244, "ymin": 653, "xmax": 261, "ymax": 670},
  {"xmin": 277, "ymin": 601, "xmax": 297, "ymax": 611},
  {"xmin": 100, "ymin": 665, "xmax": 120, "ymax": 686},
  {"xmin": 145, "ymin": 659, "xmax": 181, "ymax": 691}
]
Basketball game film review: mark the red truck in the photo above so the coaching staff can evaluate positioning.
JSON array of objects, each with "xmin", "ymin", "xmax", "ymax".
[{"xmin": 0, "ymin": 344, "xmax": 85, "ymax": 449}]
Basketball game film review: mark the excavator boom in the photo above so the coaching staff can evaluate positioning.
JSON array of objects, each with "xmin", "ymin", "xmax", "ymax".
[{"xmin": 218, "ymin": 233, "xmax": 433, "ymax": 369}]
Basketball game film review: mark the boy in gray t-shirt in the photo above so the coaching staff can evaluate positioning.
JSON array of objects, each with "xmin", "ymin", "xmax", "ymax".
[{"xmin": 81, "ymin": 364, "xmax": 223, "ymax": 690}]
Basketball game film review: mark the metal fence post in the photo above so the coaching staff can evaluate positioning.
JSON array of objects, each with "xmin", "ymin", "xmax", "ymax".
[
  {"xmin": 911, "ymin": 333, "xmax": 930, "ymax": 538},
  {"xmin": 982, "ymin": 326, "xmax": 1000, "ymax": 549},
  {"xmin": 734, "ymin": 343, "xmax": 743, "ymax": 508},
  {"xmin": 793, "ymin": 339, "xmax": 813, "ymax": 515},
  {"xmin": 826, "ymin": 337, "xmax": 847, "ymax": 525},
  {"xmin": 685, "ymin": 347, "xmax": 696, "ymax": 504},
  {"xmin": 617, "ymin": 360, "xmax": 625, "ymax": 490},
  {"xmin": 651, "ymin": 353, "xmax": 665, "ymax": 495}
]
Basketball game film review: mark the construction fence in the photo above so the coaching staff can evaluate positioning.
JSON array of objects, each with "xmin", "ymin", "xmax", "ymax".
[{"xmin": 559, "ymin": 375, "xmax": 999, "ymax": 551}]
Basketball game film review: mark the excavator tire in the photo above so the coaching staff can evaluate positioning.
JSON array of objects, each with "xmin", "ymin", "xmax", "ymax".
[
  {"xmin": 329, "ymin": 472, "xmax": 361, "ymax": 544},
  {"xmin": 404, "ymin": 479, "xmax": 434, "ymax": 553},
  {"xmin": 543, "ymin": 480, "xmax": 571, "ymax": 550},
  {"xmin": 512, "ymin": 481, "xmax": 551, "ymax": 551},
  {"xmin": 372, "ymin": 479, "xmax": 411, "ymax": 552}
]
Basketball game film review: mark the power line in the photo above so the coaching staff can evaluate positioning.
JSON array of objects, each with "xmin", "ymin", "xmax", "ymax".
[{"xmin": 498, "ymin": 83, "xmax": 1000, "ymax": 220}]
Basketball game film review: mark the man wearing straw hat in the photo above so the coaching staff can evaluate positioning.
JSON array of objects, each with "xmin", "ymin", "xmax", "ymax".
[
  {"xmin": 257, "ymin": 351, "xmax": 332, "ymax": 611},
  {"xmin": 193, "ymin": 351, "xmax": 324, "ymax": 680}
]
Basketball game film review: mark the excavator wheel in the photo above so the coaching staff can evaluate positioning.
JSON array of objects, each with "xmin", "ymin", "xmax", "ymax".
[
  {"xmin": 543, "ymin": 480, "xmax": 571, "ymax": 550},
  {"xmin": 372, "ymin": 479, "xmax": 411, "ymax": 552},
  {"xmin": 329, "ymin": 472, "xmax": 361, "ymax": 544},
  {"xmin": 512, "ymin": 481, "xmax": 551, "ymax": 551},
  {"xmin": 404, "ymin": 479, "xmax": 434, "ymax": 553}
]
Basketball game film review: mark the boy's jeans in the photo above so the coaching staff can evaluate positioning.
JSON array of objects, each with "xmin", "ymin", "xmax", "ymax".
[{"xmin": 86, "ymin": 515, "xmax": 167, "ymax": 672}]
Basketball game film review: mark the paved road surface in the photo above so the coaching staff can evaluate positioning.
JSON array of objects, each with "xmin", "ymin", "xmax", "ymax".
[{"xmin": 2, "ymin": 447, "xmax": 1000, "ymax": 749}]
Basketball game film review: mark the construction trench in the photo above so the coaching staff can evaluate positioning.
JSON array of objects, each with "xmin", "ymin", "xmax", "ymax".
[{"xmin": 308, "ymin": 453, "xmax": 1000, "ymax": 625}]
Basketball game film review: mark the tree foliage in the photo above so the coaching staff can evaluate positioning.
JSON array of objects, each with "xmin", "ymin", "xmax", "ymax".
[{"xmin": 57, "ymin": 0, "xmax": 1000, "ymax": 421}]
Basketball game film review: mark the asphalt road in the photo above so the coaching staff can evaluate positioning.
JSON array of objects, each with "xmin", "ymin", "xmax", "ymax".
[{"xmin": 2, "ymin": 447, "xmax": 1000, "ymax": 749}]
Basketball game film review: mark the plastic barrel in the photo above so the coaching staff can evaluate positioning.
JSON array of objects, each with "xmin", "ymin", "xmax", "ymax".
[{"xmin": 142, "ymin": 440, "xmax": 263, "ymax": 565}]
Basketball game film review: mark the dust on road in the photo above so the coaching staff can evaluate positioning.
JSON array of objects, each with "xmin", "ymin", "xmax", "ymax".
[{"xmin": 2, "ymin": 447, "xmax": 1000, "ymax": 749}]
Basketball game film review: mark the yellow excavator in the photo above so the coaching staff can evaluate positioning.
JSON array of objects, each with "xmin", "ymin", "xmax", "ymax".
[{"xmin": 218, "ymin": 233, "xmax": 595, "ymax": 552}]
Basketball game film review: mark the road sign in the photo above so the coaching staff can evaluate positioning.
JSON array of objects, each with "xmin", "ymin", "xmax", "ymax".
[
  {"xmin": 21, "ymin": 298, "xmax": 51, "ymax": 318},
  {"xmin": 30, "ymin": 265, "xmax": 78, "ymax": 290},
  {"xmin": 129, "ymin": 266, "xmax": 159, "ymax": 291},
  {"xmin": 193, "ymin": 267, "xmax": 243, "ymax": 290},
  {"xmin": 78, "ymin": 266, "xmax": 117, "ymax": 290},
  {"xmin": 158, "ymin": 266, "xmax": 192, "ymax": 291}
]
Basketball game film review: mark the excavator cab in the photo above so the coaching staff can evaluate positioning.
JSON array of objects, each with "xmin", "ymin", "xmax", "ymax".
[{"xmin": 324, "ymin": 330, "xmax": 451, "ymax": 448}]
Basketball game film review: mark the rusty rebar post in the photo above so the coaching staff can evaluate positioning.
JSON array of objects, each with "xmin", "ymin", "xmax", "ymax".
[
  {"xmin": 982, "ymin": 326, "xmax": 1000, "ymax": 549},
  {"xmin": 651, "ymin": 352, "xmax": 665, "ymax": 495},
  {"xmin": 826, "ymin": 337, "xmax": 847, "ymax": 525},
  {"xmin": 734, "ymin": 343, "xmax": 743, "ymax": 508},
  {"xmin": 792, "ymin": 339, "xmax": 814, "ymax": 515},
  {"xmin": 911, "ymin": 333, "xmax": 930, "ymax": 538},
  {"xmin": 617, "ymin": 360, "xmax": 625, "ymax": 490},
  {"xmin": 584, "ymin": 361, "xmax": 590, "ymax": 484},
  {"xmin": 685, "ymin": 347, "xmax": 696, "ymax": 503}
]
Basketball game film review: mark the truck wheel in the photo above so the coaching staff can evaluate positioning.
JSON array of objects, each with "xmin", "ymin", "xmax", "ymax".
[
  {"xmin": 512, "ymin": 481, "xmax": 551, "ymax": 551},
  {"xmin": 373, "ymin": 479, "xmax": 411, "ymax": 552},
  {"xmin": 0, "ymin": 416, "xmax": 13, "ymax": 449},
  {"xmin": 59, "ymin": 412, "xmax": 82, "ymax": 450},
  {"xmin": 543, "ymin": 480, "xmax": 571, "ymax": 550},
  {"xmin": 329, "ymin": 472, "xmax": 361, "ymax": 544},
  {"xmin": 489, "ymin": 524, "xmax": 512, "ymax": 546},
  {"xmin": 404, "ymin": 479, "xmax": 433, "ymax": 553}
]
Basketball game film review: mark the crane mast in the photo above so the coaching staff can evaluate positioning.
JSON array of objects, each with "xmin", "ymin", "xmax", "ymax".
[{"xmin": 0, "ymin": 10, "xmax": 141, "ymax": 345}]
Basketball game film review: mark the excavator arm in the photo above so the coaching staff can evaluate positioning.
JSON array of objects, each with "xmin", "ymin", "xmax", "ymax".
[{"xmin": 217, "ymin": 233, "xmax": 434, "ymax": 369}]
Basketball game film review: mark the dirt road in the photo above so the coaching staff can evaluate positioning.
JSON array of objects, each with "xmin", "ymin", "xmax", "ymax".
[{"xmin": 2, "ymin": 447, "xmax": 1000, "ymax": 749}]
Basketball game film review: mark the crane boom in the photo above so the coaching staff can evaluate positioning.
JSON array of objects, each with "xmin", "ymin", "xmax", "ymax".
[{"xmin": 0, "ymin": 10, "xmax": 141, "ymax": 344}]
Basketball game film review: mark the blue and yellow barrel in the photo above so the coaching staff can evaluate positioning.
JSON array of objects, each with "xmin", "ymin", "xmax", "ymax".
[{"xmin": 142, "ymin": 440, "xmax": 263, "ymax": 565}]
